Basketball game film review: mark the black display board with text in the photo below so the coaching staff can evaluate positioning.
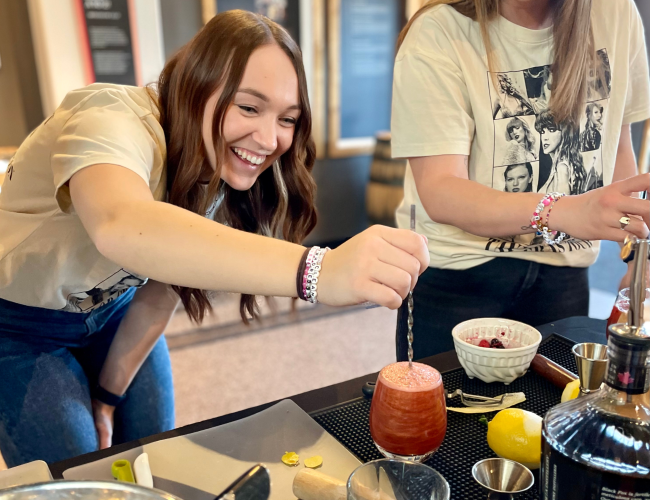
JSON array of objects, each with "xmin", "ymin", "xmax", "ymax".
[{"xmin": 80, "ymin": 0, "xmax": 137, "ymax": 85}]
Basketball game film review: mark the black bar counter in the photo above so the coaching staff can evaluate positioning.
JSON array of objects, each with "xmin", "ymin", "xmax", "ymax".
[{"xmin": 49, "ymin": 316, "xmax": 606, "ymax": 479}]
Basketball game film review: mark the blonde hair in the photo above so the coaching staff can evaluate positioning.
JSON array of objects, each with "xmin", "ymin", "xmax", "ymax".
[{"xmin": 398, "ymin": 0, "xmax": 596, "ymax": 126}]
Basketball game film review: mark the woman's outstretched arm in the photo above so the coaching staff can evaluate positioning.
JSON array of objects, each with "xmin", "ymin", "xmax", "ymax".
[{"xmin": 70, "ymin": 163, "xmax": 430, "ymax": 309}]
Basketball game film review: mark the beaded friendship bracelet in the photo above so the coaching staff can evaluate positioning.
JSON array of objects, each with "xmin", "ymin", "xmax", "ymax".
[
  {"xmin": 530, "ymin": 192, "xmax": 567, "ymax": 246},
  {"xmin": 302, "ymin": 246, "xmax": 320, "ymax": 300},
  {"xmin": 297, "ymin": 246, "xmax": 331, "ymax": 303},
  {"xmin": 304, "ymin": 247, "xmax": 330, "ymax": 303}
]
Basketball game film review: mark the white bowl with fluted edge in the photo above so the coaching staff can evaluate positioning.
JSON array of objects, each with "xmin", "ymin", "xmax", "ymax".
[{"xmin": 452, "ymin": 318, "xmax": 542, "ymax": 385}]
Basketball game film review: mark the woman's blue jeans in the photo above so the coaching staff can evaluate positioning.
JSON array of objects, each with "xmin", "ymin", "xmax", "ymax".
[{"xmin": 0, "ymin": 289, "xmax": 175, "ymax": 467}]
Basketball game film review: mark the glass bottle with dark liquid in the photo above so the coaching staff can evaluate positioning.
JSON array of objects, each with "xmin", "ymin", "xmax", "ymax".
[
  {"xmin": 541, "ymin": 236, "xmax": 650, "ymax": 498},
  {"xmin": 541, "ymin": 324, "xmax": 650, "ymax": 497}
]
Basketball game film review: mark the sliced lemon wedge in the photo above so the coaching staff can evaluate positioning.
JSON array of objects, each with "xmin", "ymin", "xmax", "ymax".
[{"xmin": 561, "ymin": 379, "xmax": 581, "ymax": 403}]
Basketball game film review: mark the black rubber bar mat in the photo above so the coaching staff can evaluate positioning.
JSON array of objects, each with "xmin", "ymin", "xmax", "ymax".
[{"xmin": 311, "ymin": 334, "xmax": 578, "ymax": 500}]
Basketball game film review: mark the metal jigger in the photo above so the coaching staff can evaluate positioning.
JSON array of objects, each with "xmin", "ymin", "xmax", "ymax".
[
  {"xmin": 572, "ymin": 343, "xmax": 608, "ymax": 394},
  {"xmin": 471, "ymin": 458, "xmax": 534, "ymax": 499}
]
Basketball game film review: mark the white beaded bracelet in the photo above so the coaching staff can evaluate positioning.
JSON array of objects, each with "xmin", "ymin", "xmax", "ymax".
[{"xmin": 304, "ymin": 247, "xmax": 330, "ymax": 303}]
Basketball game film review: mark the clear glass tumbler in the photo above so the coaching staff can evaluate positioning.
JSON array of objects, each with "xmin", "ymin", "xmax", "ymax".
[{"xmin": 347, "ymin": 459, "xmax": 450, "ymax": 500}]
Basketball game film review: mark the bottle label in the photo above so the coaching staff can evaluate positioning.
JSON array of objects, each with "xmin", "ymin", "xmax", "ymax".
[
  {"xmin": 542, "ymin": 439, "xmax": 650, "ymax": 499},
  {"xmin": 606, "ymin": 352, "xmax": 650, "ymax": 395}
]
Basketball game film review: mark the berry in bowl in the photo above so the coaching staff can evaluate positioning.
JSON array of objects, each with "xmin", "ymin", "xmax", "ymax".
[{"xmin": 452, "ymin": 318, "xmax": 542, "ymax": 384}]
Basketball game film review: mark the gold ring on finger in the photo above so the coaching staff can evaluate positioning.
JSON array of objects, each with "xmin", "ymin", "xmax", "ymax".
[{"xmin": 619, "ymin": 216, "xmax": 631, "ymax": 230}]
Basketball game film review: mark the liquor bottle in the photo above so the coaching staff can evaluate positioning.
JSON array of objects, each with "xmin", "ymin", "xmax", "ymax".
[
  {"xmin": 541, "ymin": 324, "xmax": 649, "ymax": 497},
  {"xmin": 541, "ymin": 236, "xmax": 650, "ymax": 498}
]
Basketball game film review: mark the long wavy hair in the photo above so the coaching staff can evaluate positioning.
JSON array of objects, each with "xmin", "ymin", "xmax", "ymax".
[
  {"xmin": 149, "ymin": 10, "xmax": 317, "ymax": 323},
  {"xmin": 398, "ymin": 0, "xmax": 598, "ymax": 126},
  {"xmin": 535, "ymin": 110, "xmax": 586, "ymax": 194}
]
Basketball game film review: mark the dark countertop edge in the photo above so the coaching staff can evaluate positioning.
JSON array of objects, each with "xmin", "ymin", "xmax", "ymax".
[{"xmin": 49, "ymin": 349, "xmax": 462, "ymax": 478}]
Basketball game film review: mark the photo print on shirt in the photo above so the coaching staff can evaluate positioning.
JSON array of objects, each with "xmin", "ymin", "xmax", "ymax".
[
  {"xmin": 492, "ymin": 161, "xmax": 540, "ymax": 193},
  {"xmin": 491, "ymin": 72, "xmax": 535, "ymax": 119},
  {"xmin": 486, "ymin": 49, "xmax": 611, "ymax": 253},
  {"xmin": 62, "ymin": 268, "xmax": 147, "ymax": 312}
]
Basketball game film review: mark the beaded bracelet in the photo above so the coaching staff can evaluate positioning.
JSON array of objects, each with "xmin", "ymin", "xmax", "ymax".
[
  {"xmin": 530, "ymin": 192, "xmax": 566, "ymax": 246},
  {"xmin": 303, "ymin": 246, "xmax": 330, "ymax": 303},
  {"xmin": 544, "ymin": 193, "xmax": 565, "ymax": 233},
  {"xmin": 301, "ymin": 246, "xmax": 320, "ymax": 300}
]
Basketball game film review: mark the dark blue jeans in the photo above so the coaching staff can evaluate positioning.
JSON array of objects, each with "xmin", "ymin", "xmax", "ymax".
[
  {"xmin": 396, "ymin": 258, "xmax": 590, "ymax": 360},
  {"xmin": 0, "ymin": 289, "xmax": 175, "ymax": 467}
]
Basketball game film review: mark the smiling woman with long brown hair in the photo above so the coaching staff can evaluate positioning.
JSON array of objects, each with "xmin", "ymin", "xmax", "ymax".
[
  {"xmin": 392, "ymin": 0, "xmax": 650, "ymax": 361},
  {"xmin": 0, "ymin": 10, "xmax": 429, "ymax": 466}
]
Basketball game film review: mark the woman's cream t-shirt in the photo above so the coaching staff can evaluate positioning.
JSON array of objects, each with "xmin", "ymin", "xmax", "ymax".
[
  {"xmin": 0, "ymin": 83, "xmax": 166, "ymax": 311},
  {"xmin": 392, "ymin": 0, "xmax": 650, "ymax": 270}
]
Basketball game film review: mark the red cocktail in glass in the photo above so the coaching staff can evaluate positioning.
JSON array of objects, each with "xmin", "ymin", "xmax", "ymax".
[{"xmin": 369, "ymin": 362, "xmax": 447, "ymax": 462}]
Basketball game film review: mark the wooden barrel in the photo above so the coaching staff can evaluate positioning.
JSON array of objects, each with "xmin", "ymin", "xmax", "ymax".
[{"xmin": 366, "ymin": 132, "xmax": 407, "ymax": 227}]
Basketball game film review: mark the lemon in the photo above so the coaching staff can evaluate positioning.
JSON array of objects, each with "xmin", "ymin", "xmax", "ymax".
[
  {"xmin": 561, "ymin": 379, "xmax": 581, "ymax": 403},
  {"xmin": 487, "ymin": 409, "xmax": 542, "ymax": 470}
]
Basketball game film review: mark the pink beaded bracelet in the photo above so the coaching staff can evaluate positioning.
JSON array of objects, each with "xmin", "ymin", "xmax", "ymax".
[
  {"xmin": 301, "ymin": 246, "xmax": 330, "ymax": 303},
  {"xmin": 531, "ymin": 192, "xmax": 566, "ymax": 246}
]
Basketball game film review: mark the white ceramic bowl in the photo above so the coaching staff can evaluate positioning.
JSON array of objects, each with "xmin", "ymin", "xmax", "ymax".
[{"xmin": 452, "ymin": 318, "xmax": 542, "ymax": 384}]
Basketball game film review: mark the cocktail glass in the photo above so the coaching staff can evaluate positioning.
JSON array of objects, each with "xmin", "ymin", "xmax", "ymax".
[
  {"xmin": 369, "ymin": 362, "xmax": 447, "ymax": 462},
  {"xmin": 347, "ymin": 459, "xmax": 450, "ymax": 500}
]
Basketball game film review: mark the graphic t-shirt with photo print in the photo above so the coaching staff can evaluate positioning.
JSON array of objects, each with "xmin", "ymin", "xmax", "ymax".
[{"xmin": 392, "ymin": 0, "xmax": 650, "ymax": 270}]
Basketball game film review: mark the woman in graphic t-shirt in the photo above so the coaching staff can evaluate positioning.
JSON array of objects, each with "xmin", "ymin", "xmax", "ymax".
[
  {"xmin": 391, "ymin": 0, "xmax": 650, "ymax": 359},
  {"xmin": 0, "ymin": 11, "xmax": 429, "ymax": 467}
]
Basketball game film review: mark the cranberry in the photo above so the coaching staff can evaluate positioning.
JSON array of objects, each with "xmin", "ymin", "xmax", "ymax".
[{"xmin": 490, "ymin": 338, "xmax": 505, "ymax": 349}]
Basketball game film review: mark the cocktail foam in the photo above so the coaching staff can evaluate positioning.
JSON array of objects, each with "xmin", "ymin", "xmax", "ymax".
[{"xmin": 379, "ymin": 362, "xmax": 441, "ymax": 392}]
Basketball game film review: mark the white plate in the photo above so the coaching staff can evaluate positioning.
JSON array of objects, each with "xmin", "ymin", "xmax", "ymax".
[{"xmin": 63, "ymin": 399, "xmax": 361, "ymax": 500}]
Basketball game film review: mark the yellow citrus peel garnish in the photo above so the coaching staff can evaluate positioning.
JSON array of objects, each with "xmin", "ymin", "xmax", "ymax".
[
  {"xmin": 561, "ymin": 379, "xmax": 581, "ymax": 403},
  {"xmin": 304, "ymin": 455, "xmax": 323, "ymax": 469},
  {"xmin": 281, "ymin": 451, "xmax": 300, "ymax": 466}
]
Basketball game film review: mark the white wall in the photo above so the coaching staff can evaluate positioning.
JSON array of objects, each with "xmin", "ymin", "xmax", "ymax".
[
  {"xmin": 132, "ymin": 0, "xmax": 166, "ymax": 86},
  {"xmin": 27, "ymin": 0, "xmax": 165, "ymax": 116}
]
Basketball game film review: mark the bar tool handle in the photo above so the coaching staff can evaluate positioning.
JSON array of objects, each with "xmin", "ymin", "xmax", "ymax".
[{"xmin": 530, "ymin": 354, "xmax": 577, "ymax": 388}]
